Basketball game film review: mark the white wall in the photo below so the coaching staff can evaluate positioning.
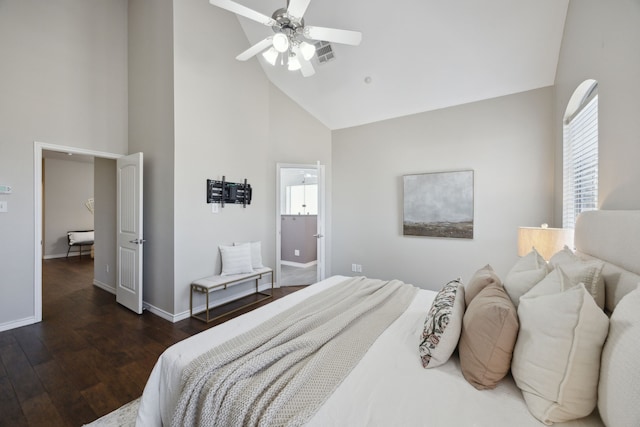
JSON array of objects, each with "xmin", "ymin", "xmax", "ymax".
[
  {"xmin": 553, "ymin": 0, "xmax": 640, "ymax": 221},
  {"xmin": 128, "ymin": 0, "xmax": 176, "ymax": 315},
  {"xmin": 332, "ymin": 88, "xmax": 555, "ymax": 290},
  {"xmin": 94, "ymin": 158, "xmax": 117, "ymax": 290},
  {"xmin": 43, "ymin": 157, "xmax": 95, "ymax": 257},
  {"xmin": 0, "ymin": 0, "xmax": 128, "ymax": 329},
  {"xmin": 171, "ymin": 0, "xmax": 332, "ymax": 317}
]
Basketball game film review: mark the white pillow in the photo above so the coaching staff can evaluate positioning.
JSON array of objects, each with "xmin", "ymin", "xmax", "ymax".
[
  {"xmin": 512, "ymin": 284, "xmax": 609, "ymax": 425},
  {"xmin": 524, "ymin": 261, "xmax": 605, "ymax": 309},
  {"xmin": 234, "ymin": 241, "xmax": 264, "ymax": 269},
  {"xmin": 419, "ymin": 280, "xmax": 465, "ymax": 368},
  {"xmin": 69, "ymin": 231, "xmax": 94, "ymax": 244},
  {"xmin": 219, "ymin": 243, "xmax": 253, "ymax": 276},
  {"xmin": 549, "ymin": 245, "xmax": 605, "ymax": 309},
  {"xmin": 598, "ymin": 284, "xmax": 640, "ymax": 427},
  {"xmin": 548, "ymin": 245, "xmax": 578, "ymax": 270},
  {"xmin": 503, "ymin": 248, "xmax": 548, "ymax": 307}
]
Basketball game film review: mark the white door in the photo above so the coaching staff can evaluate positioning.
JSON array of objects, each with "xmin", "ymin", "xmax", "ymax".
[
  {"xmin": 276, "ymin": 163, "xmax": 326, "ymax": 285},
  {"xmin": 314, "ymin": 162, "xmax": 326, "ymax": 282},
  {"xmin": 116, "ymin": 152, "xmax": 144, "ymax": 314}
]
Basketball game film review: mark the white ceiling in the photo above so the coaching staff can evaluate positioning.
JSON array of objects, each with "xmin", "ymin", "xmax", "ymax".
[{"xmin": 228, "ymin": 0, "xmax": 569, "ymax": 130}]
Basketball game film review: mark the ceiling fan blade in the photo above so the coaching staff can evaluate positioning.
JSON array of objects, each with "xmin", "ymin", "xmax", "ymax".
[
  {"xmin": 209, "ymin": 0, "xmax": 276, "ymax": 26},
  {"xmin": 304, "ymin": 26, "xmax": 362, "ymax": 46},
  {"xmin": 236, "ymin": 37, "xmax": 273, "ymax": 61},
  {"xmin": 287, "ymin": 0, "xmax": 311, "ymax": 20},
  {"xmin": 293, "ymin": 45, "xmax": 315, "ymax": 77}
]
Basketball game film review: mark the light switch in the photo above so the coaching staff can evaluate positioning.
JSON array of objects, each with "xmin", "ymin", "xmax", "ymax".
[{"xmin": 0, "ymin": 201, "xmax": 7, "ymax": 213}]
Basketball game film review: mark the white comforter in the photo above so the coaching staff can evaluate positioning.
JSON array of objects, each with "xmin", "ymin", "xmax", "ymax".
[{"xmin": 136, "ymin": 275, "xmax": 603, "ymax": 427}]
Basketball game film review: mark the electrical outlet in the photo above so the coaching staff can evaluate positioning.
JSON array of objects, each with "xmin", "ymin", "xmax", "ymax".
[
  {"xmin": 294, "ymin": 249, "xmax": 300, "ymax": 257},
  {"xmin": 211, "ymin": 203, "xmax": 219, "ymax": 213},
  {"xmin": 356, "ymin": 264, "xmax": 362, "ymax": 273},
  {"xmin": 106, "ymin": 264, "xmax": 110, "ymax": 273},
  {"xmin": 351, "ymin": 263, "xmax": 357, "ymax": 272},
  {"xmin": 0, "ymin": 201, "xmax": 7, "ymax": 213}
]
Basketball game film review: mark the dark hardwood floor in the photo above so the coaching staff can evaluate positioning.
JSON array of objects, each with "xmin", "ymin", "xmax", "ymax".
[{"xmin": 0, "ymin": 257, "xmax": 304, "ymax": 427}]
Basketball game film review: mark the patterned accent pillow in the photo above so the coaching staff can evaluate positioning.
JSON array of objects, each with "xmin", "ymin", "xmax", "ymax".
[{"xmin": 419, "ymin": 279, "xmax": 465, "ymax": 368}]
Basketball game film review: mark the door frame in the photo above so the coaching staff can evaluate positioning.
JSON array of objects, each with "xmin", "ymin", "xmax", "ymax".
[
  {"xmin": 33, "ymin": 141, "xmax": 123, "ymax": 323},
  {"xmin": 275, "ymin": 162, "xmax": 326, "ymax": 286}
]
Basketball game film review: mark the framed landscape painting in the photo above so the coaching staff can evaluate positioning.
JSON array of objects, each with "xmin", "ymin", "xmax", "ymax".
[{"xmin": 403, "ymin": 170, "xmax": 474, "ymax": 239}]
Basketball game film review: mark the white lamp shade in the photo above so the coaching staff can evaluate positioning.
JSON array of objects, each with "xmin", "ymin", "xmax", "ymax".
[
  {"xmin": 272, "ymin": 33, "xmax": 289, "ymax": 53},
  {"xmin": 517, "ymin": 226, "xmax": 575, "ymax": 261},
  {"xmin": 262, "ymin": 47, "xmax": 278, "ymax": 65},
  {"xmin": 287, "ymin": 55, "xmax": 301, "ymax": 71},
  {"xmin": 299, "ymin": 41, "xmax": 316, "ymax": 60}
]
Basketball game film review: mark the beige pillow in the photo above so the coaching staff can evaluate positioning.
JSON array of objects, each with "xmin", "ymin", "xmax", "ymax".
[
  {"xmin": 524, "ymin": 261, "xmax": 605, "ymax": 309},
  {"xmin": 598, "ymin": 284, "xmax": 640, "ymax": 427},
  {"xmin": 419, "ymin": 280, "xmax": 465, "ymax": 368},
  {"xmin": 503, "ymin": 248, "xmax": 548, "ymax": 307},
  {"xmin": 465, "ymin": 264, "xmax": 501, "ymax": 306},
  {"xmin": 512, "ymin": 284, "xmax": 609, "ymax": 425},
  {"xmin": 458, "ymin": 283, "xmax": 519, "ymax": 390}
]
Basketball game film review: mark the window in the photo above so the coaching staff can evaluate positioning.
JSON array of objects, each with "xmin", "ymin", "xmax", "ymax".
[
  {"xmin": 285, "ymin": 184, "xmax": 318, "ymax": 215},
  {"xmin": 563, "ymin": 80, "xmax": 598, "ymax": 229}
]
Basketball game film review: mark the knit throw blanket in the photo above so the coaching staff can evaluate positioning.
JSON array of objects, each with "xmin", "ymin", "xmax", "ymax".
[{"xmin": 172, "ymin": 277, "xmax": 417, "ymax": 427}]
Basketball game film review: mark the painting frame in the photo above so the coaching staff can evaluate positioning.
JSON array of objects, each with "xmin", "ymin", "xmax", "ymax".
[{"xmin": 402, "ymin": 170, "xmax": 474, "ymax": 239}]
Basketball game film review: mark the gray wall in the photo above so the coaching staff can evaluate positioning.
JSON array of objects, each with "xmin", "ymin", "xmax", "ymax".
[
  {"xmin": 172, "ymin": 0, "xmax": 332, "ymax": 316},
  {"xmin": 553, "ymin": 0, "xmax": 640, "ymax": 221},
  {"xmin": 94, "ymin": 158, "xmax": 117, "ymax": 290},
  {"xmin": 0, "ymin": 0, "xmax": 128, "ymax": 328},
  {"xmin": 128, "ymin": 0, "xmax": 176, "ymax": 315},
  {"xmin": 281, "ymin": 215, "xmax": 318, "ymax": 263},
  {"xmin": 269, "ymin": 86, "xmax": 333, "ymax": 279},
  {"xmin": 43, "ymin": 157, "xmax": 94, "ymax": 258},
  {"xmin": 332, "ymin": 88, "xmax": 556, "ymax": 290}
]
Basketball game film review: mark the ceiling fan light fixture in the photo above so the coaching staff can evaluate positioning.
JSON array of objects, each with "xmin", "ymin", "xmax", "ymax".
[
  {"xmin": 288, "ymin": 54, "xmax": 301, "ymax": 71},
  {"xmin": 299, "ymin": 41, "xmax": 316, "ymax": 61},
  {"xmin": 262, "ymin": 47, "xmax": 279, "ymax": 65},
  {"xmin": 272, "ymin": 33, "xmax": 290, "ymax": 53}
]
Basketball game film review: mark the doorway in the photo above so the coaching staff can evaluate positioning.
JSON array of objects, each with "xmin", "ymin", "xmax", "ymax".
[
  {"xmin": 34, "ymin": 142, "xmax": 122, "ymax": 322},
  {"xmin": 276, "ymin": 163, "xmax": 326, "ymax": 286}
]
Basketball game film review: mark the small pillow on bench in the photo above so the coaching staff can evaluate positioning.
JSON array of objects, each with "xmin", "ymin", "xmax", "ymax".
[
  {"xmin": 69, "ymin": 231, "xmax": 94, "ymax": 244},
  {"xmin": 220, "ymin": 243, "xmax": 253, "ymax": 276}
]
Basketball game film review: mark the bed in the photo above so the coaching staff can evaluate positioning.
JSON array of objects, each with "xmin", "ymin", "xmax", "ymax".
[{"xmin": 136, "ymin": 210, "xmax": 640, "ymax": 427}]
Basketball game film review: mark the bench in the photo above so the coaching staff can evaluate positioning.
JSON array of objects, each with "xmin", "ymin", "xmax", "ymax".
[
  {"xmin": 190, "ymin": 267, "xmax": 274, "ymax": 323},
  {"xmin": 66, "ymin": 230, "xmax": 95, "ymax": 258}
]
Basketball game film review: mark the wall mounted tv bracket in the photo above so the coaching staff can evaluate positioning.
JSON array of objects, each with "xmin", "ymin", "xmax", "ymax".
[{"xmin": 207, "ymin": 176, "xmax": 252, "ymax": 208}]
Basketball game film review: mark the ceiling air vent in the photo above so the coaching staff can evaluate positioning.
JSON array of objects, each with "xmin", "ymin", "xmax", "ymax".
[{"xmin": 314, "ymin": 41, "xmax": 335, "ymax": 64}]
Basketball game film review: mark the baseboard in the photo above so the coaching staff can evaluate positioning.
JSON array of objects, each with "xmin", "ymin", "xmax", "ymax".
[
  {"xmin": 0, "ymin": 316, "xmax": 36, "ymax": 332},
  {"xmin": 143, "ymin": 302, "xmax": 177, "ymax": 323},
  {"xmin": 93, "ymin": 279, "xmax": 115, "ymax": 294},
  {"xmin": 43, "ymin": 252, "xmax": 90, "ymax": 260},
  {"xmin": 281, "ymin": 260, "xmax": 318, "ymax": 268},
  {"xmin": 174, "ymin": 282, "xmax": 275, "ymax": 323}
]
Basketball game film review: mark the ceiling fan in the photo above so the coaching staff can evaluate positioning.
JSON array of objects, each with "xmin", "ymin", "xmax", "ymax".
[{"xmin": 209, "ymin": 0, "xmax": 362, "ymax": 77}]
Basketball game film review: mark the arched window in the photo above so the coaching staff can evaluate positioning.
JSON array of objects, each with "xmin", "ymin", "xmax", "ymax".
[{"xmin": 563, "ymin": 79, "xmax": 598, "ymax": 229}]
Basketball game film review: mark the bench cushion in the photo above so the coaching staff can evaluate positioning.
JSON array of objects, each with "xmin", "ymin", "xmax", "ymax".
[{"xmin": 192, "ymin": 268, "xmax": 273, "ymax": 289}]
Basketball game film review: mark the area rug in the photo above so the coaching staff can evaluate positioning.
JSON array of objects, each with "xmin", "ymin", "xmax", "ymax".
[{"xmin": 83, "ymin": 397, "xmax": 140, "ymax": 427}]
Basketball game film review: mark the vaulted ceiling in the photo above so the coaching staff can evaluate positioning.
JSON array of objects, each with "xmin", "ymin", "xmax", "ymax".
[{"xmin": 224, "ymin": 0, "xmax": 569, "ymax": 130}]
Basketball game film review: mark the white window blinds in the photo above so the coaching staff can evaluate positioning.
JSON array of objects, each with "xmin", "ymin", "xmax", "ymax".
[{"xmin": 563, "ymin": 94, "xmax": 598, "ymax": 229}]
